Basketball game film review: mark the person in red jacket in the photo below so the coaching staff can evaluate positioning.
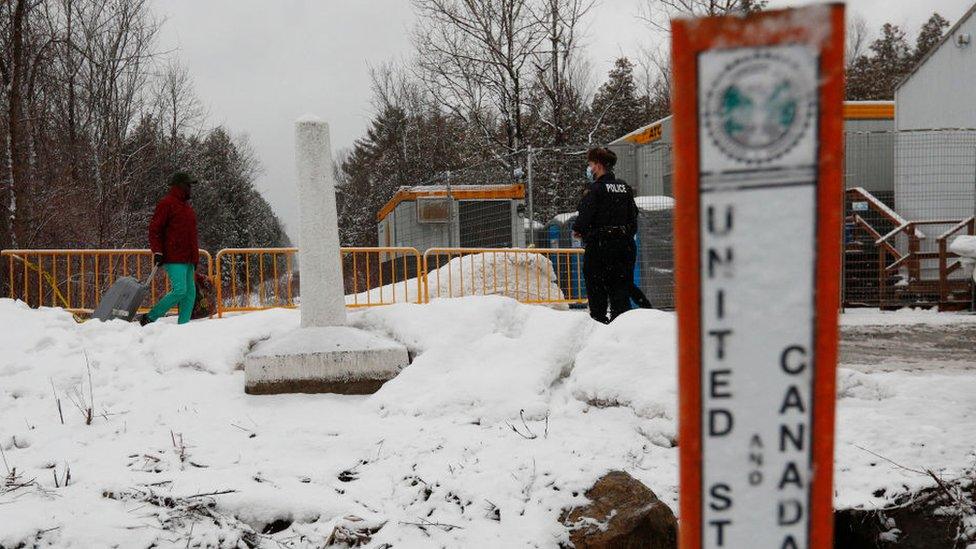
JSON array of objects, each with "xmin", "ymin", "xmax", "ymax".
[{"xmin": 140, "ymin": 172, "xmax": 200, "ymax": 325}]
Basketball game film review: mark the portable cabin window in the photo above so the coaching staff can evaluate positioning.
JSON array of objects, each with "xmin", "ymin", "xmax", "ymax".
[
  {"xmin": 459, "ymin": 200, "xmax": 512, "ymax": 248},
  {"xmin": 416, "ymin": 197, "xmax": 451, "ymax": 223}
]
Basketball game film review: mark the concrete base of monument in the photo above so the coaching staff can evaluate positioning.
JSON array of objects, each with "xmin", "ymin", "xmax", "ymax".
[{"xmin": 244, "ymin": 326, "xmax": 409, "ymax": 395}]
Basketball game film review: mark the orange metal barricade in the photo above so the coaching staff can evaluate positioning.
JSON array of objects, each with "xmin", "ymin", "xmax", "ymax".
[
  {"xmin": 214, "ymin": 247, "xmax": 424, "ymax": 317},
  {"xmin": 1, "ymin": 249, "xmax": 213, "ymax": 316},
  {"xmin": 422, "ymin": 248, "xmax": 586, "ymax": 305}
]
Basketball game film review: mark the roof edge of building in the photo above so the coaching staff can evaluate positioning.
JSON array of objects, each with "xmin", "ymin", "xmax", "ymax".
[
  {"xmin": 609, "ymin": 100, "xmax": 895, "ymax": 147},
  {"xmin": 895, "ymin": 2, "xmax": 976, "ymax": 92},
  {"xmin": 843, "ymin": 100, "xmax": 895, "ymax": 120},
  {"xmin": 609, "ymin": 115, "xmax": 673, "ymax": 146},
  {"xmin": 376, "ymin": 183, "xmax": 526, "ymax": 222}
]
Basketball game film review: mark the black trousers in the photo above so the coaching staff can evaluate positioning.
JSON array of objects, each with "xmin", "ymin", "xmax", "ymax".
[{"xmin": 583, "ymin": 235, "xmax": 634, "ymax": 323}]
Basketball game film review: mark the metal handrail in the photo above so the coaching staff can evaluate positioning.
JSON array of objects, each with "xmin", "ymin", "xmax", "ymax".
[
  {"xmin": 937, "ymin": 216, "xmax": 976, "ymax": 242},
  {"xmin": 848, "ymin": 187, "xmax": 925, "ymax": 239}
]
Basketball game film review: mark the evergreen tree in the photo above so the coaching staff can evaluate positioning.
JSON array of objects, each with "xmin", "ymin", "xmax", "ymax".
[
  {"xmin": 847, "ymin": 15, "xmax": 950, "ymax": 101},
  {"xmin": 337, "ymin": 103, "xmax": 466, "ymax": 246},
  {"xmin": 590, "ymin": 58, "xmax": 649, "ymax": 144},
  {"xmin": 847, "ymin": 23, "xmax": 912, "ymax": 100},
  {"xmin": 914, "ymin": 13, "xmax": 951, "ymax": 63},
  {"xmin": 190, "ymin": 128, "xmax": 288, "ymax": 252}
]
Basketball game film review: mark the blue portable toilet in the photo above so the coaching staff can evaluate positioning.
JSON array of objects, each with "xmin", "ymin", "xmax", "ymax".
[
  {"xmin": 632, "ymin": 231, "xmax": 642, "ymax": 299},
  {"xmin": 546, "ymin": 220, "xmax": 562, "ymax": 249},
  {"xmin": 569, "ymin": 223, "xmax": 586, "ymax": 302},
  {"xmin": 547, "ymin": 212, "xmax": 587, "ymax": 302}
]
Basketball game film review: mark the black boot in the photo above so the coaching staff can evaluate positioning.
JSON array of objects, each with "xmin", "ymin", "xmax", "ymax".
[
  {"xmin": 138, "ymin": 313, "xmax": 152, "ymax": 326},
  {"xmin": 630, "ymin": 285, "xmax": 653, "ymax": 309}
]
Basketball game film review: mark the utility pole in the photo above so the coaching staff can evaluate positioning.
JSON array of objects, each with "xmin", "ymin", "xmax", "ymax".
[
  {"xmin": 527, "ymin": 146, "xmax": 535, "ymax": 246},
  {"xmin": 445, "ymin": 171, "xmax": 456, "ymax": 247}
]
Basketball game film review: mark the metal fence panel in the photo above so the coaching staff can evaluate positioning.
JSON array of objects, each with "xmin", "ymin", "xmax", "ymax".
[{"xmin": 844, "ymin": 130, "xmax": 975, "ymax": 309}]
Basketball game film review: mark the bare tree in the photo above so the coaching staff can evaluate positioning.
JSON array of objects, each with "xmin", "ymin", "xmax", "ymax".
[
  {"xmin": 412, "ymin": 0, "xmax": 549, "ymax": 156},
  {"xmin": 74, "ymin": 0, "xmax": 163, "ymax": 245},
  {"xmin": 154, "ymin": 60, "xmax": 206, "ymax": 145},
  {"xmin": 846, "ymin": 13, "xmax": 869, "ymax": 71},
  {"xmin": 638, "ymin": 0, "xmax": 766, "ymax": 33},
  {"xmin": 0, "ymin": 0, "xmax": 285, "ymax": 276},
  {"xmin": 530, "ymin": 0, "xmax": 595, "ymax": 146},
  {"xmin": 1, "ymin": 0, "xmax": 33, "ymax": 249},
  {"xmin": 636, "ymin": 45, "xmax": 671, "ymax": 123}
]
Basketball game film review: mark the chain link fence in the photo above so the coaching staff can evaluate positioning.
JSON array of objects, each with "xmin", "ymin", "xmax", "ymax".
[
  {"xmin": 845, "ymin": 130, "xmax": 976, "ymax": 309},
  {"xmin": 389, "ymin": 130, "xmax": 976, "ymax": 311}
]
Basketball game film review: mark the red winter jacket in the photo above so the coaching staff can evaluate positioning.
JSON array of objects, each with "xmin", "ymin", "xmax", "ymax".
[{"xmin": 148, "ymin": 186, "xmax": 199, "ymax": 265}]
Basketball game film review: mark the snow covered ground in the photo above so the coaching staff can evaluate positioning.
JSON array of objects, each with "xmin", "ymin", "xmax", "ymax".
[
  {"xmin": 1, "ymin": 298, "xmax": 974, "ymax": 547},
  {"xmin": 840, "ymin": 307, "xmax": 976, "ymax": 327}
]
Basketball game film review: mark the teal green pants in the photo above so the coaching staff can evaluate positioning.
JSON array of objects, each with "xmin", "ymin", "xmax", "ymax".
[{"xmin": 147, "ymin": 263, "xmax": 196, "ymax": 324}]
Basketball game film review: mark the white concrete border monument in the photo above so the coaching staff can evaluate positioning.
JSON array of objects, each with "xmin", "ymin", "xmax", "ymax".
[{"xmin": 244, "ymin": 117, "xmax": 409, "ymax": 395}]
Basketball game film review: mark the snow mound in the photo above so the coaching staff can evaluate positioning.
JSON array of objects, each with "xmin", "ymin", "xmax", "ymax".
[
  {"xmin": 950, "ymin": 235, "xmax": 976, "ymax": 282},
  {"xmin": 949, "ymin": 235, "xmax": 976, "ymax": 259},
  {"xmin": 569, "ymin": 309, "xmax": 677, "ymax": 420},
  {"xmin": 425, "ymin": 252, "xmax": 567, "ymax": 306},
  {"xmin": 552, "ymin": 212, "xmax": 576, "ymax": 224},
  {"xmin": 837, "ymin": 368, "xmax": 892, "ymax": 400},
  {"xmin": 348, "ymin": 251, "xmax": 568, "ymax": 308},
  {"xmin": 635, "ymin": 195, "xmax": 675, "ymax": 212},
  {"xmin": 366, "ymin": 297, "xmax": 594, "ymax": 422},
  {"xmin": 359, "ymin": 300, "xmax": 675, "ymax": 424}
]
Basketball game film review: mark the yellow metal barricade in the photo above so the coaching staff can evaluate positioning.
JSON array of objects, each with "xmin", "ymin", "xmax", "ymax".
[
  {"xmin": 422, "ymin": 248, "xmax": 586, "ymax": 305},
  {"xmin": 1, "ymin": 249, "xmax": 214, "ymax": 316},
  {"xmin": 214, "ymin": 247, "xmax": 424, "ymax": 317},
  {"xmin": 343, "ymin": 247, "xmax": 425, "ymax": 309},
  {"xmin": 215, "ymin": 247, "xmax": 297, "ymax": 316},
  {"xmin": 2, "ymin": 246, "xmax": 586, "ymax": 316}
]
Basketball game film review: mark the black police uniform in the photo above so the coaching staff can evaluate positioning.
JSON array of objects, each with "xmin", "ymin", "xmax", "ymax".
[{"xmin": 572, "ymin": 172, "xmax": 639, "ymax": 323}]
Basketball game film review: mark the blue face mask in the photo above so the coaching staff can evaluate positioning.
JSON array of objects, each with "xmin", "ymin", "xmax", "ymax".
[{"xmin": 585, "ymin": 165, "xmax": 595, "ymax": 182}]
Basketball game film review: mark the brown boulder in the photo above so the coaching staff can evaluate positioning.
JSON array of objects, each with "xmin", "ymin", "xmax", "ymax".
[{"xmin": 561, "ymin": 471, "xmax": 677, "ymax": 549}]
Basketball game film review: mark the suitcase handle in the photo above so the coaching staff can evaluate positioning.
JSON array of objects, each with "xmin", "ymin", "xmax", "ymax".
[{"xmin": 144, "ymin": 264, "xmax": 159, "ymax": 286}]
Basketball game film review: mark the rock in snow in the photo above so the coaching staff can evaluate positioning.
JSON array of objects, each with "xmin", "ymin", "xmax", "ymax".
[{"xmin": 561, "ymin": 471, "xmax": 677, "ymax": 548}]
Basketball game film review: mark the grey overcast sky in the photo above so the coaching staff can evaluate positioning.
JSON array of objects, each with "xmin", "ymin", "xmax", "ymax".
[{"xmin": 151, "ymin": 0, "xmax": 973, "ymax": 241}]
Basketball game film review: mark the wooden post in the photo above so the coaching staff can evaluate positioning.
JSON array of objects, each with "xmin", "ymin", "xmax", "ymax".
[
  {"xmin": 938, "ymin": 237, "xmax": 948, "ymax": 309},
  {"xmin": 907, "ymin": 223, "xmax": 920, "ymax": 282}
]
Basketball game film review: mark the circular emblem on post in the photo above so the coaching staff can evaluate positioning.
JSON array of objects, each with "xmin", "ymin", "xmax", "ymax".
[{"xmin": 704, "ymin": 49, "xmax": 815, "ymax": 164}]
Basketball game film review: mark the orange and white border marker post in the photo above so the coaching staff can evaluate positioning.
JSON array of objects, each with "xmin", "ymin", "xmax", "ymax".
[{"xmin": 671, "ymin": 4, "xmax": 844, "ymax": 549}]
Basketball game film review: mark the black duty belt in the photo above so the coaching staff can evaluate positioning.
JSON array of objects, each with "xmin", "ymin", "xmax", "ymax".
[{"xmin": 596, "ymin": 225, "xmax": 630, "ymax": 236}]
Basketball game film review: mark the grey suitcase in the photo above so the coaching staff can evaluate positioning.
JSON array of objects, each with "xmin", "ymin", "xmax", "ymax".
[{"xmin": 92, "ymin": 265, "xmax": 158, "ymax": 322}]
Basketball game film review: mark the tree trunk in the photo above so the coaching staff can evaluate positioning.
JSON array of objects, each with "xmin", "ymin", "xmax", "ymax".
[
  {"xmin": 550, "ymin": 0, "xmax": 564, "ymax": 146},
  {"xmin": 5, "ymin": 0, "xmax": 29, "ymax": 250}
]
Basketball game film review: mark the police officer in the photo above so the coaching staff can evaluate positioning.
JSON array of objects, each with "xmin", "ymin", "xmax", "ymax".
[{"xmin": 573, "ymin": 147, "xmax": 639, "ymax": 323}]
